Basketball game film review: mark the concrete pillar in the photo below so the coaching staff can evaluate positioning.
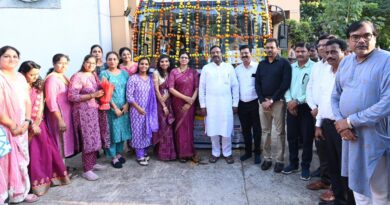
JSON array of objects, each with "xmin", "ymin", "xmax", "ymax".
[{"xmin": 109, "ymin": 0, "xmax": 131, "ymax": 52}]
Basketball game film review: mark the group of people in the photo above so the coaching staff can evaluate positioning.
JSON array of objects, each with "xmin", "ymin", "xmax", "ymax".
[
  {"xmin": 0, "ymin": 20, "xmax": 388, "ymax": 205},
  {"xmin": 0, "ymin": 44, "xmax": 200, "ymax": 203}
]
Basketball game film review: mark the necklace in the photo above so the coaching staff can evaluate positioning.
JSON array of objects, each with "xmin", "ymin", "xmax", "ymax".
[{"xmin": 179, "ymin": 66, "xmax": 188, "ymax": 73}]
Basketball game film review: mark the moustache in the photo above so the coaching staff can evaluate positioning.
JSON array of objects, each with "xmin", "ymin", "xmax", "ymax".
[
  {"xmin": 327, "ymin": 57, "xmax": 336, "ymax": 61},
  {"xmin": 242, "ymin": 56, "xmax": 248, "ymax": 58},
  {"xmin": 356, "ymin": 45, "xmax": 368, "ymax": 49}
]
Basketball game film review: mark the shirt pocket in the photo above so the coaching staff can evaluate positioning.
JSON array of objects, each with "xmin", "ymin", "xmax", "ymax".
[{"xmin": 301, "ymin": 72, "xmax": 310, "ymax": 93}]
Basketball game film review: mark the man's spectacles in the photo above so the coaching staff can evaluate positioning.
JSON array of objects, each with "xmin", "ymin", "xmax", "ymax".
[{"xmin": 350, "ymin": 33, "xmax": 374, "ymax": 42}]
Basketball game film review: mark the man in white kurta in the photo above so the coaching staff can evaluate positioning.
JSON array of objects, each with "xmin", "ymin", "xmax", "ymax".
[{"xmin": 199, "ymin": 45, "xmax": 239, "ymax": 164}]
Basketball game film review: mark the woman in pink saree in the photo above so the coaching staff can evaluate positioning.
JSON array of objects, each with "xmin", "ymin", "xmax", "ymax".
[
  {"xmin": 0, "ymin": 46, "xmax": 39, "ymax": 203},
  {"xmin": 168, "ymin": 51, "xmax": 199, "ymax": 162},
  {"xmin": 45, "ymin": 54, "xmax": 79, "ymax": 160},
  {"xmin": 119, "ymin": 47, "xmax": 137, "ymax": 76},
  {"xmin": 19, "ymin": 60, "xmax": 70, "ymax": 196},
  {"xmin": 152, "ymin": 55, "xmax": 176, "ymax": 161}
]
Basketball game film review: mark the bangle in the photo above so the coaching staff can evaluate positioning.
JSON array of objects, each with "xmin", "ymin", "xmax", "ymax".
[{"xmin": 89, "ymin": 94, "xmax": 93, "ymax": 99}]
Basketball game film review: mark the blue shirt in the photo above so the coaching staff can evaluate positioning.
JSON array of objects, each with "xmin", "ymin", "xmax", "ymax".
[
  {"xmin": 285, "ymin": 59, "xmax": 314, "ymax": 103},
  {"xmin": 331, "ymin": 49, "xmax": 390, "ymax": 199}
]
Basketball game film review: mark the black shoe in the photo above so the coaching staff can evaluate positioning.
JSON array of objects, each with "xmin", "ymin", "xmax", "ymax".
[
  {"xmin": 240, "ymin": 153, "xmax": 252, "ymax": 161},
  {"xmin": 254, "ymin": 154, "xmax": 261, "ymax": 164},
  {"xmin": 260, "ymin": 160, "xmax": 272, "ymax": 170},
  {"xmin": 118, "ymin": 156, "xmax": 126, "ymax": 164},
  {"xmin": 300, "ymin": 168, "xmax": 311, "ymax": 181},
  {"xmin": 111, "ymin": 161, "xmax": 123, "ymax": 169},
  {"xmin": 281, "ymin": 164, "xmax": 299, "ymax": 174},
  {"xmin": 273, "ymin": 162, "xmax": 284, "ymax": 173},
  {"xmin": 311, "ymin": 167, "xmax": 321, "ymax": 178}
]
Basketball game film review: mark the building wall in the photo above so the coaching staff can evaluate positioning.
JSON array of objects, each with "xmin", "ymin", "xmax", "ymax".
[
  {"xmin": 270, "ymin": 0, "xmax": 300, "ymax": 21},
  {"xmin": 0, "ymin": 0, "xmax": 112, "ymax": 76}
]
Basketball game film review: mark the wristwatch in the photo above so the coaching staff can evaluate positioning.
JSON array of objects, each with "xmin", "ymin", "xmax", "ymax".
[{"xmin": 24, "ymin": 119, "xmax": 33, "ymax": 126}]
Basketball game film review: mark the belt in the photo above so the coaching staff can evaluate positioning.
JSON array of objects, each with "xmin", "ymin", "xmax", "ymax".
[
  {"xmin": 239, "ymin": 99, "xmax": 258, "ymax": 104},
  {"xmin": 323, "ymin": 119, "xmax": 335, "ymax": 124}
]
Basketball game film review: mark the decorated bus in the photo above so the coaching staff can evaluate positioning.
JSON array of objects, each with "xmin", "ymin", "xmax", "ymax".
[{"xmin": 133, "ymin": 0, "xmax": 272, "ymax": 68}]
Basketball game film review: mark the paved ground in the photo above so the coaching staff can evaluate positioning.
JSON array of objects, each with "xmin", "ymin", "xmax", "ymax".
[{"xmin": 26, "ymin": 148, "xmax": 322, "ymax": 205}]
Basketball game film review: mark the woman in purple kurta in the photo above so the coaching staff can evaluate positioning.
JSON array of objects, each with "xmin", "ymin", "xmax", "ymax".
[
  {"xmin": 152, "ymin": 55, "xmax": 176, "ymax": 161},
  {"xmin": 68, "ymin": 55, "xmax": 110, "ymax": 181},
  {"xmin": 126, "ymin": 57, "xmax": 158, "ymax": 166},
  {"xmin": 19, "ymin": 61, "xmax": 70, "ymax": 195},
  {"xmin": 168, "ymin": 51, "xmax": 199, "ymax": 161},
  {"xmin": 45, "ymin": 54, "xmax": 79, "ymax": 159}
]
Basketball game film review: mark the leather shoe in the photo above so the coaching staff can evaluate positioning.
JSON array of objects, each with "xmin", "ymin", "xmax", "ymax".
[
  {"xmin": 306, "ymin": 180, "xmax": 331, "ymax": 190},
  {"xmin": 261, "ymin": 160, "xmax": 272, "ymax": 170},
  {"xmin": 320, "ymin": 189, "xmax": 335, "ymax": 202}
]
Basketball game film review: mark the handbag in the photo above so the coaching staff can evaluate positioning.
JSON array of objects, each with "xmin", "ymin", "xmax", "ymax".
[{"xmin": 0, "ymin": 125, "xmax": 12, "ymax": 158}]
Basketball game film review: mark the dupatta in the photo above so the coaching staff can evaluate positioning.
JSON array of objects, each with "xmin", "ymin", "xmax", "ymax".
[{"xmin": 145, "ymin": 74, "xmax": 159, "ymax": 136}]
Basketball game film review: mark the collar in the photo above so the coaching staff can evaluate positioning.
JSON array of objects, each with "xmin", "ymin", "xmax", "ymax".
[
  {"xmin": 264, "ymin": 55, "xmax": 280, "ymax": 64},
  {"xmin": 293, "ymin": 59, "xmax": 314, "ymax": 69},
  {"xmin": 354, "ymin": 48, "xmax": 378, "ymax": 64},
  {"xmin": 240, "ymin": 61, "xmax": 257, "ymax": 69}
]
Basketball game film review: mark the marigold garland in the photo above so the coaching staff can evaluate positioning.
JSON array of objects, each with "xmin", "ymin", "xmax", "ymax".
[
  {"xmin": 185, "ymin": 1, "xmax": 191, "ymax": 53},
  {"xmin": 175, "ymin": 0, "xmax": 184, "ymax": 62}
]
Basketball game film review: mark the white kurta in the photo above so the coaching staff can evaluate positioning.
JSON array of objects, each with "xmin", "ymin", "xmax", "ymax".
[{"xmin": 199, "ymin": 62, "xmax": 239, "ymax": 138}]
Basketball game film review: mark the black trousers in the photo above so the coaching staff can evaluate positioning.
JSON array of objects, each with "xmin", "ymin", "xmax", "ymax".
[
  {"xmin": 322, "ymin": 119, "xmax": 355, "ymax": 205},
  {"xmin": 315, "ymin": 128, "xmax": 331, "ymax": 185},
  {"xmin": 286, "ymin": 103, "xmax": 314, "ymax": 169},
  {"xmin": 238, "ymin": 99, "xmax": 261, "ymax": 155}
]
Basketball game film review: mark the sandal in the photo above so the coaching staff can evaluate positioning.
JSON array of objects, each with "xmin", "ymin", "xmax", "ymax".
[
  {"xmin": 224, "ymin": 155, "xmax": 235, "ymax": 164},
  {"xmin": 191, "ymin": 154, "xmax": 201, "ymax": 163},
  {"xmin": 24, "ymin": 194, "xmax": 39, "ymax": 203},
  {"xmin": 209, "ymin": 155, "xmax": 219, "ymax": 163},
  {"xmin": 137, "ymin": 158, "xmax": 148, "ymax": 166},
  {"xmin": 144, "ymin": 154, "xmax": 150, "ymax": 161}
]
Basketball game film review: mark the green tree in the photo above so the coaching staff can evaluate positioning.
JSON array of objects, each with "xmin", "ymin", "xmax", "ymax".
[
  {"xmin": 317, "ymin": 0, "xmax": 389, "ymax": 49},
  {"xmin": 319, "ymin": 0, "xmax": 366, "ymax": 38},
  {"xmin": 286, "ymin": 19, "xmax": 315, "ymax": 45},
  {"xmin": 361, "ymin": 0, "xmax": 390, "ymax": 49}
]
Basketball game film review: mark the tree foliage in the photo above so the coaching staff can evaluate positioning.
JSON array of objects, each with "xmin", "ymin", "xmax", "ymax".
[
  {"xmin": 286, "ymin": 19, "xmax": 315, "ymax": 46},
  {"xmin": 319, "ymin": 0, "xmax": 365, "ymax": 37},
  {"xmin": 289, "ymin": 0, "xmax": 390, "ymax": 49}
]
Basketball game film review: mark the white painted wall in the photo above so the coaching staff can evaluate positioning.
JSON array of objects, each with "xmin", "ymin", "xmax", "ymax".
[{"xmin": 0, "ymin": 0, "xmax": 112, "ymax": 77}]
